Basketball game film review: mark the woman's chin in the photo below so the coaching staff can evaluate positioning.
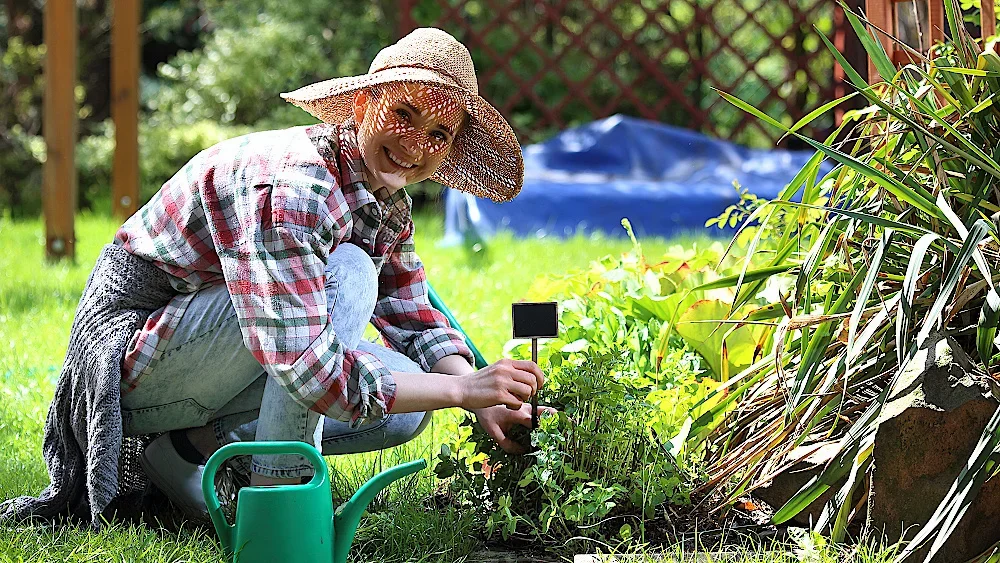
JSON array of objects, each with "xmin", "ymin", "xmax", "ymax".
[{"xmin": 375, "ymin": 169, "xmax": 410, "ymax": 192}]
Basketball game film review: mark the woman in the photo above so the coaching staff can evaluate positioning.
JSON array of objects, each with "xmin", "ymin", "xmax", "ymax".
[{"xmin": 3, "ymin": 27, "xmax": 548, "ymax": 523}]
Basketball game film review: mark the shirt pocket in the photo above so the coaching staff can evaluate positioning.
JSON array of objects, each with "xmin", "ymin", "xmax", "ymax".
[
  {"xmin": 210, "ymin": 183, "xmax": 273, "ymax": 250},
  {"xmin": 269, "ymin": 181, "xmax": 328, "ymax": 234}
]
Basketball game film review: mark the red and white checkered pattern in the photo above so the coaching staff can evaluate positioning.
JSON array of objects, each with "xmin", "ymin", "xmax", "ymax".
[{"xmin": 116, "ymin": 121, "xmax": 472, "ymax": 426}]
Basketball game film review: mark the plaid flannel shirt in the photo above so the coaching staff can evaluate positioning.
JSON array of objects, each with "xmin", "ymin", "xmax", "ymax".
[{"xmin": 115, "ymin": 121, "xmax": 473, "ymax": 426}]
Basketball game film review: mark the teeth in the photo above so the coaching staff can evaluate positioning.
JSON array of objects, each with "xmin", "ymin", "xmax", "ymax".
[{"xmin": 386, "ymin": 148, "xmax": 415, "ymax": 169}]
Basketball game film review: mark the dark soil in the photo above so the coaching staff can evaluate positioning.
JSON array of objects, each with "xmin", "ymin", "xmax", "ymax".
[{"xmin": 424, "ymin": 487, "xmax": 795, "ymax": 562}]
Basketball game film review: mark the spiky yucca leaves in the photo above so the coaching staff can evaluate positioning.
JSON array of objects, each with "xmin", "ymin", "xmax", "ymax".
[{"xmin": 688, "ymin": 3, "xmax": 1000, "ymax": 561}]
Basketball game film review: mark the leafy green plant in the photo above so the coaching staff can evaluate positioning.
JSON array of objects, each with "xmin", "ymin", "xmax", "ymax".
[
  {"xmin": 432, "ymin": 223, "xmax": 767, "ymax": 546},
  {"xmin": 436, "ymin": 353, "xmax": 709, "ymax": 547},
  {"xmin": 687, "ymin": 2, "xmax": 1000, "ymax": 560}
]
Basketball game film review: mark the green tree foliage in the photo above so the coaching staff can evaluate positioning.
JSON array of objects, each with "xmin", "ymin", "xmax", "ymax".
[
  {"xmin": 0, "ymin": 37, "xmax": 46, "ymax": 215},
  {"xmin": 1, "ymin": 0, "xmax": 104, "ymax": 216},
  {"xmin": 145, "ymin": 0, "xmax": 390, "ymax": 129}
]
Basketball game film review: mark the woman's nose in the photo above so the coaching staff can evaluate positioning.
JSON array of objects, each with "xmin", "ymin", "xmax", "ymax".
[{"xmin": 399, "ymin": 132, "xmax": 422, "ymax": 158}]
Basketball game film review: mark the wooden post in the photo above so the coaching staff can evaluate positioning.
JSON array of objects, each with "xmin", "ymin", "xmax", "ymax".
[
  {"xmin": 43, "ymin": 0, "xmax": 77, "ymax": 260},
  {"xmin": 864, "ymin": 0, "xmax": 895, "ymax": 81},
  {"xmin": 928, "ymin": 0, "xmax": 946, "ymax": 46},
  {"xmin": 865, "ymin": 0, "xmax": 948, "ymax": 77},
  {"xmin": 398, "ymin": 0, "xmax": 417, "ymax": 38},
  {"xmin": 111, "ymin": 0, "xmax": 140, "ymax": 220},
  {"xmin": 982, "ymin": 0, "xmax": 996, "ymax": 40},
  {"xmin": 836, "ymin": 0, "xmax": 870, "ymax": 116}
]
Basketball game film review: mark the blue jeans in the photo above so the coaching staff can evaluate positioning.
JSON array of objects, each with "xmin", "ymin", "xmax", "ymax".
[{"xmin": 120, "ymin": 244, "xmax": 430, "ymax": 478}]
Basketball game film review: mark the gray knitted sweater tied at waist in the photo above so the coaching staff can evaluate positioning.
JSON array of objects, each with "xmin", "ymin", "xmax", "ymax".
[{"xmin": 1, "ymin": 243, "xmax": 176, "ymax": 524}]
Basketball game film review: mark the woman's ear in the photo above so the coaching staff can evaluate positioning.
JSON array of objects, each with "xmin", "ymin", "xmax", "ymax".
[{"xmin": 353, "ymin": 90, "xmax": 369, "ymax": 124}]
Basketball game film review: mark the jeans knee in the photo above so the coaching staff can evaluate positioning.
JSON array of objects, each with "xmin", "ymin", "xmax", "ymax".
[{"xmin": 326, "ymin": 243, "xmax": 378, "ymax": 310}]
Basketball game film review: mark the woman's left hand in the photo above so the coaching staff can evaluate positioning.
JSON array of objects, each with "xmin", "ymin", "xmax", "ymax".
[{"xmin": 471, "ymin": 403, "xmax": 557, "ymax": 454}]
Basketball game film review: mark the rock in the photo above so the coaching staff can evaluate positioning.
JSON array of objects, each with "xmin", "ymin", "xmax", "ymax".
[
  {"xmin": 869, "ymin": 333, "xmax": 1000, "ymax": 563},
  {"xmin": 755, "ymin": 441, "xmax": 846, "ymax": 528}
]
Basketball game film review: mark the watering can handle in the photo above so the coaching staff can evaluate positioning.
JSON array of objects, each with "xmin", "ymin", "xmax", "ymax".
[{"xmin": 201, "ymin": 441, "xmax": 329, "ymax": 549}]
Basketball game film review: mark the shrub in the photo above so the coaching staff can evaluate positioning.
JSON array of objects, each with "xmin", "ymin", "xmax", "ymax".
[
  {"xmin": 0, "ymin": 38, "xmax": 46, "ymax": 216},
  {"xmin": 147, "ymin": 19, "xmax": 334, "ymax": 128},
  {"xmin": 77, "ymin": 118, "xmax": 251, "ymax": 212}
]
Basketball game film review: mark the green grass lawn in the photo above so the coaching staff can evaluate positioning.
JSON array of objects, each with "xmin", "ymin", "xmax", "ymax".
[{"xmin": 1, "ymin": 212, "xmax": 733, "ymax": 562}]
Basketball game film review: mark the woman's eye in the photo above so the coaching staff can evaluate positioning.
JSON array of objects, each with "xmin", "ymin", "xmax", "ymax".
[
  {"xmin": 394, "ymin": 108, "xmax": 410, "ymax": 121},
  {"xmin": 431, "ymin": 131, "xmax": 448, "ymax": 142}
]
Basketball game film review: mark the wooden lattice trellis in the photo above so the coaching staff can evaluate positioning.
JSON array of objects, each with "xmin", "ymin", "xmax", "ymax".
[{"xmin": 399, "ymin": 0, "xmax": 863, "ymax": 147}]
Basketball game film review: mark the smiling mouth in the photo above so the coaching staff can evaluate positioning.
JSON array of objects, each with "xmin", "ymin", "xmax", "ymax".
[{"xmin": 384, "ymin": 147, "xmax": 416, "ymax": 170}]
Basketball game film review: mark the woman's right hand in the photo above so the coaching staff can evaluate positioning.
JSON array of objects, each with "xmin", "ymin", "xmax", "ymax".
[{"xmin": 458, "ymin": 358, "xmax": 546, "ymax": 411}]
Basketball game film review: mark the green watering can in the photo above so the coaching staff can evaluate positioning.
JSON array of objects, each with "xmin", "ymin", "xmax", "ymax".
[{"xmin": 202, "ymin": 441, "xmax": 426, "ymax": 563}]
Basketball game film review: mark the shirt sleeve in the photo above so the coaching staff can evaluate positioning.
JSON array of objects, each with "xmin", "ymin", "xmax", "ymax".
[
  {"xmin": 215, "ymin": 186, "xmax": 395, "ymax": 427},
  {"xmin": 371, "ymin": 220, "xmax": 474, "ymax": 371}
]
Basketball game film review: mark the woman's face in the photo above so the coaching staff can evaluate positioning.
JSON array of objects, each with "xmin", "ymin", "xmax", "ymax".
[{"xmin": 353, "ymin": 83, "xmax": 467, "ymax": 193}]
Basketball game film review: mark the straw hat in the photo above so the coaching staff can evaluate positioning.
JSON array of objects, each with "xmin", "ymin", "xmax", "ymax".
[{"xmin": 281, "ymin": 27, "xmax": 523, "ymax": 203}]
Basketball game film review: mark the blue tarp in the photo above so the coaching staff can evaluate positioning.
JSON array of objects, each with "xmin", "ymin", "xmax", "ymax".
[{"xmin": 444, "ymin": 114, "xmax": 829, "ymax": 242}]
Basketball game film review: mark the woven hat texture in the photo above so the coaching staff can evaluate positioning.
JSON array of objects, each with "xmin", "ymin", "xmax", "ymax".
[{"xmin": 282, "ymin": 27, "xmax": 523, "ymax": 202}]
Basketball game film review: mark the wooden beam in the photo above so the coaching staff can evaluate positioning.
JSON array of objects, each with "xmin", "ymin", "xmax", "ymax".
[
  {"xmin": 397, "ymin": 0, "xmax": 417, "ymax": 38},
  {"xmin": 111, "ymin": 0, "xmax": 140, "ymax": 220},
  {"xmin": 982, "ymin": 0, "xmax": 996, "ymax": 42},
  {"xmin": 864, "ymin": 0, "xmax": 894, "ymax": 82},
  {"xmin": 928, "ymin": 0, "xmax": 945, "ymax": 46},
  {"xmin": 43, "ymin": 0, "xmax": 77, "ymax": 260},
  {"xmin": 836, "ymin": 0, "xmax": 869, "ymax": 105}
]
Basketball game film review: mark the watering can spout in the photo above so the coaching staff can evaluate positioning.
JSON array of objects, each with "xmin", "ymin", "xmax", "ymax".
[{"xmin": 331, "ymin": 459, "xmax": 426, "ymax": 563}]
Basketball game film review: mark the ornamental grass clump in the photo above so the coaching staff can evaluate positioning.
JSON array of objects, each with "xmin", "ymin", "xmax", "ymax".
[{"xmin": 688, "ymin": 2, "xmax": 1000, "ymax": 560}]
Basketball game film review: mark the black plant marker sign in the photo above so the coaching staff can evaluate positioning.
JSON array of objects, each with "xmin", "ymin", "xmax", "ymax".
[{"xmin": 511, "ymin": 302, "xmax": 558, "ymax": 429}]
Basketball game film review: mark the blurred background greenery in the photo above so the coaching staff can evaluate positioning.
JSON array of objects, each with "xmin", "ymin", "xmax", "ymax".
[{"xmin": 0, "ymin": 0, "xmax": 838, "ymax": 218}]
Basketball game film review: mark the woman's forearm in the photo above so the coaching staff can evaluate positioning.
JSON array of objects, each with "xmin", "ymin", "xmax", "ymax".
[
  {"xmin": 387, "ymin": 355, "xmax": 543, "ymax": 414},
  {"xmin": 385, "ymin": 354, "xmax": 475, "ymax": 414},
  {"xmin": 388, "ymin": 370, "xmax": 465, "ymax": 413}
]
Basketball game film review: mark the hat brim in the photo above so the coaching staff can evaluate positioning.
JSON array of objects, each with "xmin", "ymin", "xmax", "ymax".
[{"xmin": 281, "ymin": 69, "xmax": 523, "ymax": 203}]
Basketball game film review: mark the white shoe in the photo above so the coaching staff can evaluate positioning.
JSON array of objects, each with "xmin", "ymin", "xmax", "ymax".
[{"xmin": 141, "ymin": 433, "xmax": 208, "ymax": 517}]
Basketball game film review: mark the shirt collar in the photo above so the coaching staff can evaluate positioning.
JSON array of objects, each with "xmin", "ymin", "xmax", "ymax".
[{"xmin": 307, "ymin": 119, "xmax": 413, "ymax": 225}]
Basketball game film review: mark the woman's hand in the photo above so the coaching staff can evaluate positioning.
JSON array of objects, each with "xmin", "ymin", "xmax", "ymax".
[
  {"xmin": 473, "ymin": 403, "xmax": 558, "ymax": 454},
  {"xmin": 458, "ymin": 358, "xmax": 545, "ymax": 411}
]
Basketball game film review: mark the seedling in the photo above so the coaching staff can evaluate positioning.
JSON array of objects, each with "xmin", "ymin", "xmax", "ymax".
[{"xmin": 511, "ymin": 302, "xmax": 558, "ymax": 428}]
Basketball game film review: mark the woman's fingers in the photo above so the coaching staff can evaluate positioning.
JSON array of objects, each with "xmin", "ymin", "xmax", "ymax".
[
  {"xmin": 506, "ymin": 381, "xmax": 533, "ymax": 404},
  {"xmin": 501, "ymin": 392, "xmax": 524, "ymax": 410},
  {"xmin": 480, "ymin": 359, "xmax": 549, "ymax": 410},
  {"xmin": 497, "ymin": 360, "xmax": 544, "ymax": 395},
  {"xmin": 509, "ymin": 360, "xmax": 545, "ymax": 388},
  {"xmin": 509, "ymin": 369, "xmax": 539, "ymax": 396}
]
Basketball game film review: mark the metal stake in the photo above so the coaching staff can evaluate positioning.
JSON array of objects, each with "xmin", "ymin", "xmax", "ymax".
[{"xmin": 531, "ymin": 338, "xmax": 538, "ymax": 429}]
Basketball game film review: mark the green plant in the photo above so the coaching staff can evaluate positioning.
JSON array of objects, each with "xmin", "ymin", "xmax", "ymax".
[
  {"xmin": 689, "ymin": 2, "xmax": 1000, "ymax": 560},
  {"xmin": 432, "ymin": 224, "xmax": 763, "ymax": 547},
  {"xmin": 435, "ymin": 353, "xmax": 710, "ymax": 547},
  {"xmin": 959, "ymin": 0, "xmax": 1000, "ymax": 27}
]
